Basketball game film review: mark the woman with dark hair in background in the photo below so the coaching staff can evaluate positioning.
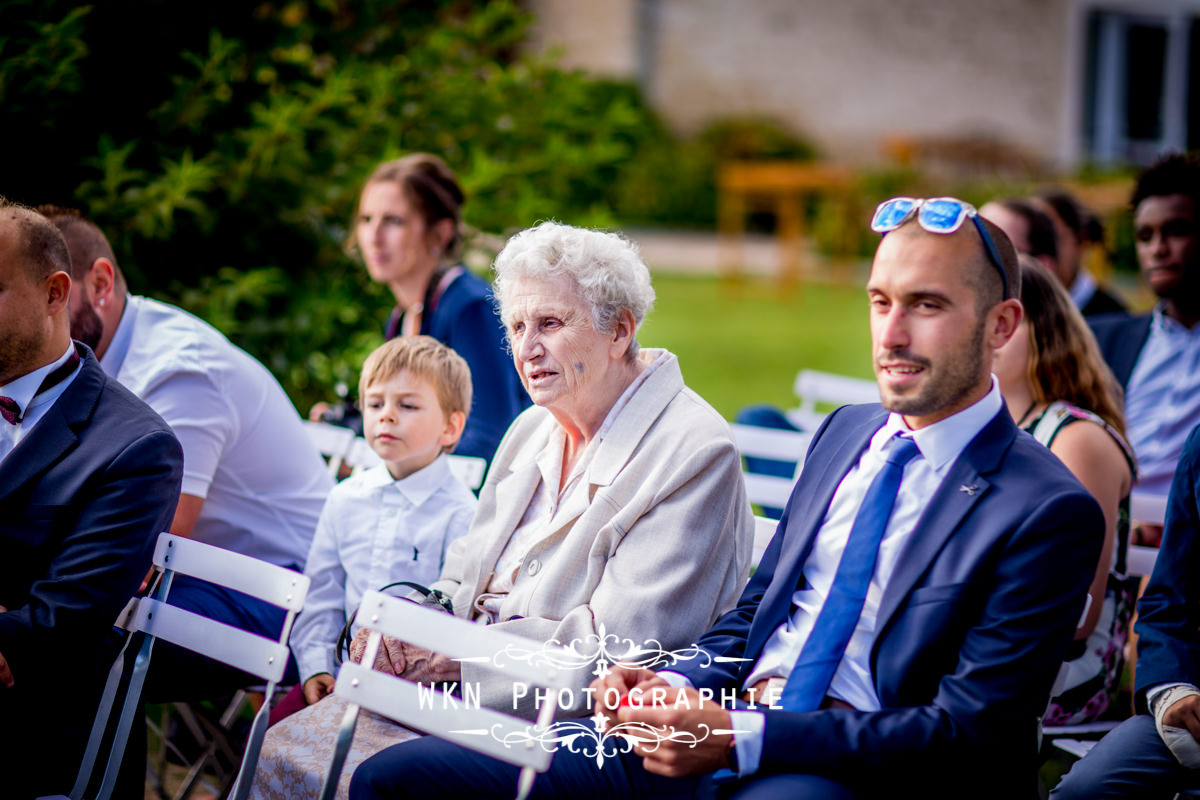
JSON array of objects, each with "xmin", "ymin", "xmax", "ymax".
[{"xmin": 315, "ymin": 153, "xmax": 528, "ymax": 464}]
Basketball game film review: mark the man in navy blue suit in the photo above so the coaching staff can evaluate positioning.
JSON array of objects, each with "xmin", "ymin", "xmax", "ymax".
[
  {"xmin": 1090, "ymin": 154, "xmax": 1200, "ymax": 543},
  {"xmin": 348, "ymin": 200, "xmax": 1104, "ymax": 800},
  {"xmin": 0, "ymin": 200, "xmax": 183, "ymax": 797},
  {"xmin": 1052, "ymin": 424, "xmax": 1200, "ymax": 798}
]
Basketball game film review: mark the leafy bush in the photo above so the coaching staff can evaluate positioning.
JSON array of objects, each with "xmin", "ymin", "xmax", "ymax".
[{"xmin": 2, "ymin": 0, "xmax": 660, "ymax": 408}]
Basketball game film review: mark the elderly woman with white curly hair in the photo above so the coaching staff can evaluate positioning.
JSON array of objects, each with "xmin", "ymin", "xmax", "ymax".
[{"xmin": 250, "ymin": 221, "xmax": 753, "ymax": 800}]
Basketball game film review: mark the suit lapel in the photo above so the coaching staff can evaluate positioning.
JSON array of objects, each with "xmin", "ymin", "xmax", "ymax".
[
  {"xmin": 875, "ymin": 409, "xmax": 1014, "ymax": 634},
  {"xmin": 745, "ymin": 406, "xmax": 886, "ymax": 660},
  {"xmin": 0, "ymin": 345, "xmax": 98, "ymax": 504}
]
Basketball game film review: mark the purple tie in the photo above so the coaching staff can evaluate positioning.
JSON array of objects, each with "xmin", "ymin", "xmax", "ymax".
[{"xmin": 0, "ymin": 349, "xmax": 81, "ymax": 425}]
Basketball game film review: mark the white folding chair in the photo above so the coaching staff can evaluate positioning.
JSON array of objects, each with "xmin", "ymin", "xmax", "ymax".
[
  {"xmin": 303, "ymin": 420, "xmax": 357, "ymax": 478},
  {"xmin": 446, "ymin": 455, "xmax": 488, "ymax": 491},
  {"xmin": 317, "ymin": 590, "xmax": 575, "ymax": 800},
  {"xmin": 787, "ymin": 369, "xmax": 879, "ymax": 430},
  {"xmin": 730, "ymin": 423, "xmax": 812, "ymax": 512},
  {"xmin": 343, "ymin": 433, "xmax": 488, "ymax": 492},
  {"xmin": 1044, "ymin": 522, "xmax": 1163, "ymax": 755},
  {"xmin": 751, "ymin": 515, "xmax": 780, "ymax": 569},
  {"xmin": 42, "ymin": 533, "xmax": 310, "ymax": 800}
]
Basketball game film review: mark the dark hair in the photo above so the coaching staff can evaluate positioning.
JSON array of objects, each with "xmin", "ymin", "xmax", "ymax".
[
  {"xmin": 974, "ymin": 215, "xmax": 1022, "ymax": 309},
  {"xmin": 36, "ymin": 205, "xmax": 121, "ymax": 283},
  {"xmin": 1, "ymin": 198, "xmax": 71, "ymax": 282},
  {"xmin": 1132, "ymin": 152, "xmax": 1200, "ymax": 210},
  {"xmin": 991, "ymin": 198, "xmax": 1058, "ymax": 261},
  {"xmin": 1036, "ymin": 188, "xmax": 1105, "ymax": 245},
  {"xmin": 347, "ymin": 153, "xmax": 466, "ymax": 260},
  {"xmin": 1018, "ymin": 255, "xmax": 1125, "ymax": 436}
]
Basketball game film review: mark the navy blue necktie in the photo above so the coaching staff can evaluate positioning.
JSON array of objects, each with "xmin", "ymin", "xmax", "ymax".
[{"xmin": 779, "ymin": 435, "xmax": 921, "ymax": 710}]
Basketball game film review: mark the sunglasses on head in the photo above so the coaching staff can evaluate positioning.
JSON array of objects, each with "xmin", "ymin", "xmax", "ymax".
[{"xmin": 870, "ymin": 196, "xmax": 1011, "ymax": 300}]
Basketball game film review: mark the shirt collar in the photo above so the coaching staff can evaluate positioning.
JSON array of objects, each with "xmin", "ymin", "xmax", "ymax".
[
  {"xmin": 100, "ymin": 295, "xmax": 139, "ymax": 376},
  {"xmin": 361, "ymin": 453, "xmax": 455, "ymax": 507},
  {"xmin": 1068, "ymin": 269, "xmax": 1097, "ymax": 310},
  {"xmin": 1150, "ymin": 304, "xmax": 1200, "ymax": 336},
  {"xmin": 0, "ymin": 343, "xmax": 75, "ymax": 419},
  {"xmin": 875, "ymin": 376, "xmax": 1004, "ymax": 471}
]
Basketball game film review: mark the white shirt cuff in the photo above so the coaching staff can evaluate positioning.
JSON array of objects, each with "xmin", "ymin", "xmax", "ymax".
[
  {"xmin": 657, "ymin": 671, "xmax": 694, "ymax": 689},
  {"xmin": 1148, "ymin": 682, "xmax": 1198, "ymax": 717},
  {"xmin": 729, "ymin": 710, "xmax": 765, "ymax": 776}
]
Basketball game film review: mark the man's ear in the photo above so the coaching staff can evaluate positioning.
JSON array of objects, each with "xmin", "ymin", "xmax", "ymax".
[
  {"xmin": 986, "ymin": 298, "xmax": 1023, "ymax": 350},
  {"xmin": 86, "ymin": 257, "xmax": 117, "ymax": 308},
  {"xmin": 46, "ymin": 271, "xmax": 72, "ymax": 315}
]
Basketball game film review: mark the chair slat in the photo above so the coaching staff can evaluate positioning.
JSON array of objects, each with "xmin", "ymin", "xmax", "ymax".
[
  {"xmin": 336, "ymin": 662, "xmax": 556, "ymax": 770},
  {"xmin": 133, "ymin": 599, "xmax": 291, "ymax": 684},
  {"xmin": 153, "ymin": 535, "xmax": 309, "ymax": 612}
]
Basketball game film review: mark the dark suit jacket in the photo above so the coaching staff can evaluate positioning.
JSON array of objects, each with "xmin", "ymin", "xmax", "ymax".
[
  {"xmin": 1080, "ymin": 284, "xmax": 1129, "ymax": 318},
  {"xmin": 1134, "ymin": 424, "xmax": 1200, "ymax": 707},
  {"xmin": 0, "ymin": 344, "xmax": 182, "ymax": 796},
  {"xmin": 674, "ymin": 403, "xmax": 1103, "ymax": 799},
  {"xmin": 1090, "ymin": 311, "xmax": 1152, "ymax": 389}
]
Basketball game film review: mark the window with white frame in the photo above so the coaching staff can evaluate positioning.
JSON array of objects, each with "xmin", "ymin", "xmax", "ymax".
[{"xmin": 1082, "ymin": 3, "xmax": 1199, "ymax": 164}]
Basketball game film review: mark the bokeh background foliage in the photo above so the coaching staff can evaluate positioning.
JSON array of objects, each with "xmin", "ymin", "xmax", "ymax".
[{"xmin": 2, "ymin": 0, "xmax": 687, "ymax": 406}]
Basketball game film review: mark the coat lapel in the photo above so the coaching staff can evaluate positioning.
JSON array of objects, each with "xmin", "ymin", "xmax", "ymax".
[
  {"xmin": 0, "ymin": 344, "xmax": 98, "ymax": 504},
  {"xmin": 875, "ymin": 409, "xmax": 1015, "ymax": 633},
  {"xmin": 745, "ymin": 406, "xmax": 886, "ymax": 658}
]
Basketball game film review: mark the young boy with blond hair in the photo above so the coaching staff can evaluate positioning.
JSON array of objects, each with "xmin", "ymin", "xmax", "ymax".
[{"xmin": 276, "ymin": 336, "xmax": 477, "ymax": 719}]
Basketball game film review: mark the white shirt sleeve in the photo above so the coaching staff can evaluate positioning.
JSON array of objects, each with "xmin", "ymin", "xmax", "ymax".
[
  {"xmin": 290, "ymin": 495, "xmax": 350, "ymax": 681},
  {"xmin": 139, "ymin": 370, "xmax": 234, "ymax": 499}
]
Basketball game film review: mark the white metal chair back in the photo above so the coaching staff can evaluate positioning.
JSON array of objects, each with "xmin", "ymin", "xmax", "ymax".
[
  {"xmin": 318, "ymin": 590, "xmax": 575, "ymax": 800},
  {"xmin": 343, "ymin": 434, "xmax": 488, "ymax": 491},
  {"xmin": 303, "ymin": 420, "xmax": 357, "ymax": 478},
  {"xmin": 788, "ymin": 369, "xmax": 879, "ymax": 431},
  {"xmin": 51, "ymin": 534, "xmax": 310, "ymax": 800},
  {"xmin": 730, "ymin": 423, "xmax": 812, "ymax": 510},
  {"xmin": 752, "ymin": 515, "xmax": 780, "ymax": 569}
]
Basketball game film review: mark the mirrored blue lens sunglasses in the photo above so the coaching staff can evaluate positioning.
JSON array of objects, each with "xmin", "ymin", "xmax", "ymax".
[{"xmin": 870, "ymin": 196, "xmax": 1011, "ymax": 300}]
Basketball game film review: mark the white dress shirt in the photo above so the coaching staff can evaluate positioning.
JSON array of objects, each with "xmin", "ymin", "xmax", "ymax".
[
  {"xmin": 725, "ymin": 380, "xmax": 1004, "ymax": 775},
  {"xmin": 1124, "ymin": 307, "xmax": 1200, "ymax": 497},
  {"xmin": 289, "ymin": 456, "xmax": 477, "ymax": 681},
  {"xmin": 0, "ymin": 344, "xmax": 81, "ymax": 463},
  {"xmin": 101, "ymin": 296, "xmax": 333, "ymax": 567}
]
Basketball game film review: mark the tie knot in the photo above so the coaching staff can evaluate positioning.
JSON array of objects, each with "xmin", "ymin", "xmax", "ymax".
[{"xmin": 885, "ymin": 435, "xmax": 920, "ymax": 467}]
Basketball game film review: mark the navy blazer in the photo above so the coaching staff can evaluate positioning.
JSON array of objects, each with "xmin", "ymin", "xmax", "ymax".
[
  {"xmin": 673, "ymin": 403, "xmax": 1103, "ymax": 799},
  {"xmin": 1090, "ymin": 311, "xmax": 1152, "ymax": 389},
  {"xmin": 1134, "ymin": 424, "xmax": 1200, "ymax": 708},
  {"xmin": 417, "ymin": 268, "xmax": 530, "ymax": 464},
  {"xmin": 0, "ymin": 344, "xmax": 182, "ymax": 795}
]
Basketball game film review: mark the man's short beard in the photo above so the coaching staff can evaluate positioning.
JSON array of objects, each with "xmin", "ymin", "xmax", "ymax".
[
  {"xmin": 71, "ymin": 297, "xmax": 104, "ymax": 351},
  {"xmin": 879, "ymin": 320, "xmax": 987, "ymax": 419}
]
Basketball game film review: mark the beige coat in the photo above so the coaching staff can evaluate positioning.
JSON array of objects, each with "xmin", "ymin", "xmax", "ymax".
[{"xmin": 432, "ymin": 350, "xmax": 753, "ymax": 715}]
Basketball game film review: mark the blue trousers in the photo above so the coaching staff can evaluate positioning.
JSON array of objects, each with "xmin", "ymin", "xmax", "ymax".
[
  {"xmin": 1051, "ymin": 715, "xmax": 1200, "ymax": 799},
  {"xmin": 142, "ymin": 572, "xmax": 299, "ymax": 700},
  {"xmin": 349, "ymin": 726, "xmax": 860, "ymax": 800}
]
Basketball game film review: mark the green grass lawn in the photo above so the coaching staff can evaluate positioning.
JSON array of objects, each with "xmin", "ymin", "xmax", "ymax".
[{"xmin": 639, "ymin": 272, "xmax": 875, "ymax": 420}]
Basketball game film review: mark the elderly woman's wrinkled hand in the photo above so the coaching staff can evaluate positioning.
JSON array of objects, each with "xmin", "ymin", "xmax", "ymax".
[{"xmin": 348, "ymin": 627, "xmax": 462, "ymax": 684}]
